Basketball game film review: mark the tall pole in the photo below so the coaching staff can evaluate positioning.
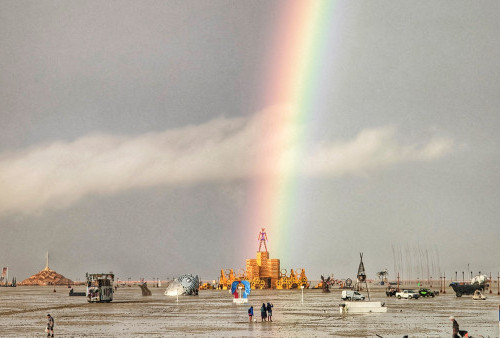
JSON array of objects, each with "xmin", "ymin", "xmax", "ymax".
[
  {"xmin": 443, "ymin": 273, "xmax": 446, "ymax": 294},
  {"xmin": 426, "ymin": 250, "xmax": 430, "ymax": 285},
  {"xmin": 490, "ymin": 272, "xmax": 493, "ymax": 294},
  {"xmin": 365, "ymin": 280, "xmax": 371, "ymax": 301},
  {"xmin": 397, "ymin": 272, "xmax": 400, "ymax": 292}
]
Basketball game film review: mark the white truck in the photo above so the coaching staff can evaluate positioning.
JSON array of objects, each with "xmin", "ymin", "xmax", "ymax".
[
  {"xmin": 341, "ymin": 290, "xmax": 365, "ymax": 301},
  {"xmin": 395, "ymin": 289, "xmax": 420, "ymax": 299}
]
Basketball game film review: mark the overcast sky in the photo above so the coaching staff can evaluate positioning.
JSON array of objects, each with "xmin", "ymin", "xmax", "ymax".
[{"xmin": 1, "ymin": 0, "xmax": 499, "ymax": 282}]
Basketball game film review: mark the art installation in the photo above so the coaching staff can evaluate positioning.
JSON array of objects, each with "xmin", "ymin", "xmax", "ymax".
[
  {"xmin": 164, "ymin": 274, "xmax": 199, "ymax": 296},
  {"xmin": 139, "ymin": 282, "xmax": 152, "ymax": 296},
  {"xmin": 220, "ymin": 230, "xmax": 309, "ymax": 290},
  {"xmin": 86, "ymin": 273, "xmax": 114, "ymax": 303},
  {"xmin": 231, "ymin": 280, "xmax": 251, "ymax": 304},
  {"xmin": 19, "ymin": 254, "xmax": 72, "ymax": 286}
]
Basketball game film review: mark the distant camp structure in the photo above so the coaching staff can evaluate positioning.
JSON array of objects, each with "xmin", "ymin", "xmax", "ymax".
[
  {"xmin": 19, "ymin": 253, "xmax": 73, "ymax": 286},
  {"xmin": 0, "ymin": 267, "xmax": 17, "ymax": 287},
  {"xmin": 219, "ymin": 229, "xmax": 309, "ymax": 289}
]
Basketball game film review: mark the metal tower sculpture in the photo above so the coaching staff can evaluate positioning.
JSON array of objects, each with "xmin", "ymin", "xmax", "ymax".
[
  {"xmin": 357, "ymin": 253, "xmax": 366, "ymax": 283},
  {"xmin": 356, "ymin": 252, "xmax": 371, "ymax": 300}
]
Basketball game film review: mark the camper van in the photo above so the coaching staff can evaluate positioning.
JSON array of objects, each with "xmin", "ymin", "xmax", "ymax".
[{"xmin": 341, "ymin": 290, "xmax": 365, "ymax": 301}]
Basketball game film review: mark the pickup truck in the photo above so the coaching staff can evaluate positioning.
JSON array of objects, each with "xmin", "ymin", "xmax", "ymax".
[{"xmin": 396, "ymin": 289, "xmax": 420, "ymax": 299}]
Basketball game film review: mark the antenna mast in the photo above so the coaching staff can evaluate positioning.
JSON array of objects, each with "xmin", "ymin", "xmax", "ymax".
[{"xmin": 45, "ymin": 251, "xmax": 50, "ymax": 271}]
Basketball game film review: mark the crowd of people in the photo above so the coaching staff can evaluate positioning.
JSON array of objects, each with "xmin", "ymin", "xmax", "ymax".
[{"xmin": 248, "ymin": 302, "xmax": 273, "ymax": 322}]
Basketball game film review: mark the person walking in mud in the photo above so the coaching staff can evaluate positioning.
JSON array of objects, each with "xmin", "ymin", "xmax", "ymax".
[
  {"xmin": 260, "ymin": 303, "xmax": 267, "ymax": 322},
  {"xmin": 46, "ymin": 314, "xmax": 54, "ymax": 337},
  {"xmin": 266, "ymin": 302, "xmax": 273, "ymax": 322},
  {"xmin": 450, "ymin": 316, "xmax": 468, "ymax": 337}
]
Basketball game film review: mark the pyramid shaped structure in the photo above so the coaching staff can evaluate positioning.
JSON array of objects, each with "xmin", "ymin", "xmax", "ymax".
[
  {"xmin": 19, "ymin": 266, "xmax": 73, "ymax": 286},
  {"xmin": 19, "ymin": 254, "xmax": 73, "ymax": 286}
]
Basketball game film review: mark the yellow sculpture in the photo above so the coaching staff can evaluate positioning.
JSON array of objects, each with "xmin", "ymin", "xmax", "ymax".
[
  {"xmin": 275, "ymin": 268, "xmax": 309, "ymax": 289},
  {"xmin": 219, "ymin": 230, "xmax": 309, "ymax": 289}
]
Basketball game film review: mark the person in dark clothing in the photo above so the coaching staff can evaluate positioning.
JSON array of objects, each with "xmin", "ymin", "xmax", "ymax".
[
  {"xmin": 450, "ymin": 316, "xmax": 468, "ymax": 337},
  {"xmin": 46, "ymin": 314, "xmax": 54, "ymax": 337},
  {"xmin": 266, "ymin": 302, "xmax": 273, "ymax": 321},
  {"xmin": 248, "ymin": 306, "xmax": 254, "ymax": 322},
  {"xmin": 260, "ymin": 303, "xmax": 267, "ymax": 322}
]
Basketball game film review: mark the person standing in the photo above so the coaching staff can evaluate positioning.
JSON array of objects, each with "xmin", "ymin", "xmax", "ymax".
[
  {"xmin": 248, "ymin": 306, "xmax": 254, "ymax": 322},
  {"xmin": 450, "ymin": 316, "xmax": 468, "ymax": 337},
  {"xmin": 260, "ymin": 303, "xmax": 267, "ymax": 322},
  {"xmin": 266, "ymin": 302, "xmax": 273, "ymax": 322},
  {"xmin": 46, "ymin": 314, "xmax": 54, "ymax": 337}
]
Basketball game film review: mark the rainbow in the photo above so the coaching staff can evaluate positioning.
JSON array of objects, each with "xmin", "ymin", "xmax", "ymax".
[{"xmin": 247, "ymin": 0, "xmax": 344, "ymax": 260}]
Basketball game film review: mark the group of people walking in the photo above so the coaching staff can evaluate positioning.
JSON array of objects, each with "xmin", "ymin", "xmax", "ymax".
[{"xmin": 248, "ymin": 302, "xmax": 273, "ymax": 322}]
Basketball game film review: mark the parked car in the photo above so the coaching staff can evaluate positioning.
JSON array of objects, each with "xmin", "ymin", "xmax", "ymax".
[
  {"xmin": 395, "ymin": 289, "xmax": 420, "ymax": 299},
  {"xmin": 341, "ymin": 290, "xmax": 365, "ymax": 301},
  {"xmin": 418, "ymin": 288, "xmax": 438, "ymax": 297}
]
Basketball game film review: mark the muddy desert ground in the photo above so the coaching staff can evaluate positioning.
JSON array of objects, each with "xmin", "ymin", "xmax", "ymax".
[{"xmin": 0, "ymin": 285, "xmax": 498, "ymax": 337}]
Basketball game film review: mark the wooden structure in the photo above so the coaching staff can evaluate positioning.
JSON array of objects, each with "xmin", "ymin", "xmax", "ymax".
[
  {"xmin": 246, "ymin": 251, "xmax": 280, "ymax": 289},
  {"xmin": 19, "ymin": 253, "xmax": 73, "ymax": 286},
  {"xmin": 220, "ymin": 230, "xmax": 309, "ymax": 289}
]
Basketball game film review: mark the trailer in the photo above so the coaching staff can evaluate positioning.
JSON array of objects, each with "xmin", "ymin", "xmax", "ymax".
[{"xmin": 449, "ymin": 282, "xmax": 484, "ymax": 297}]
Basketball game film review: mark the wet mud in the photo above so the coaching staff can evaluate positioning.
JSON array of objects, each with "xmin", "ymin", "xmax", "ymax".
[{"xmin": 0, "ymin": 285, "xmax": 498, "ymax": 337}]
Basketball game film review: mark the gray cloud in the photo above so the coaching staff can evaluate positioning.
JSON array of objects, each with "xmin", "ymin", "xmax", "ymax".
[
  {"xmin": 0, "ymin": 106, "xmax": 453, "ymax": 216},
  {"xmin": 305, "ymin": 126, "xmax": 453, "ymax": 176}
]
